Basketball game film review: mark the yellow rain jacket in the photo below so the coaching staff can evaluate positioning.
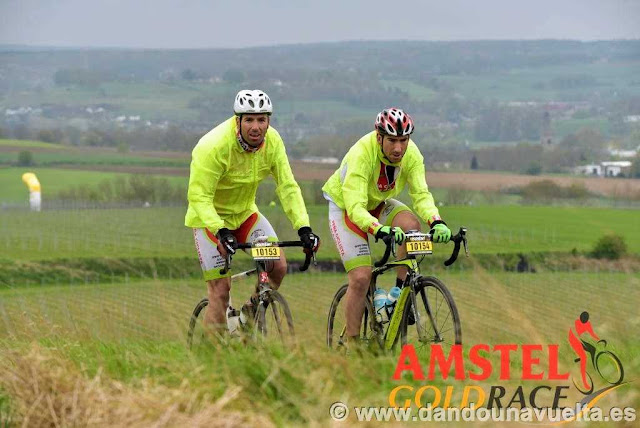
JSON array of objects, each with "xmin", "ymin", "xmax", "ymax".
[
  {"xmin": 185, "ymin": 117, "xmax": 309, "ymax": 234},
  {"xmin": 322, "ymin": 131, "xmax": 441, "ymax": 234}
]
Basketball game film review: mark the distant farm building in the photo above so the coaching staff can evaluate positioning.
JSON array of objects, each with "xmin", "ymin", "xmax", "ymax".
[{"xmin": 574, "ymin": 161, "xmax": 632, "ymax": 177}]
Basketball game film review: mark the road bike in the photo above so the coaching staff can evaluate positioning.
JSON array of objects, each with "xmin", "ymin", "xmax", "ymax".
[
  {"xmin": 187, "ymin": 238, "xmax": 314, "ymax": 348},
  {"xmin": 327, "ymin": 228, "xmax": 468, "ymax": 353}
]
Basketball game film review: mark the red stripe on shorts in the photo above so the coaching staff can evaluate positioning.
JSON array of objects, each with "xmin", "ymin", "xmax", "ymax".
[
  {"xmin": 343, "ymin": 211, "xmax": 367, "ymax": 240},
  {"xmin": 233, "ymin": 212, "xmax": 259, "ymax": 243}
]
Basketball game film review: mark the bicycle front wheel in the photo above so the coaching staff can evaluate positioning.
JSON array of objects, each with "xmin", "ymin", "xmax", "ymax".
[
  {"xmin": 400, "ymin": 276, "xmax": 462, "ymax": 351},
  {"xmin": 187, "ymin": 297, "xmax": 209, "ymax": 349},
  {"xmin": 255, "ymin": 290, "xmax": 295, "ymax": 345}
]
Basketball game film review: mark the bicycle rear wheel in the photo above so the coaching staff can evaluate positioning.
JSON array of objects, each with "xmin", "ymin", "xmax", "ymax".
[
  {"xmin": 187, "ymin": 297, "xmax": 209, "ymax": 349},
  {"xmin": 254, "ymin": 290, "xmax": 295, "ymax": 345},
  {"xmin": 400, "ymin": 276, "xmax": 462, "ymax": 351},
  {"xmin": 327, "ymin": 284, "xmax": 383, "ymax": 351}
]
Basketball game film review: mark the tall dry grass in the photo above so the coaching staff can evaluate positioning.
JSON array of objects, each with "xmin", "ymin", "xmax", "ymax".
[{"xmin": 0, "ymin": 345, "xmax": 272, "ymax": 428}]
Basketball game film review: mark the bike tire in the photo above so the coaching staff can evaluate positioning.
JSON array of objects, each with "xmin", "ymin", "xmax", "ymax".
[
  {"xmin": 596, "ymin": 351, "xmax": 624, "ymax": 385},
  {"xmin": 255, "ymin": 290, "xmax": 295, "ymax": 345},
  {"xmin": 400, "ymin": 276, "xmax": 462, "ymax": 350},
  {"xmin": 327, "ymin": 284, "xmax": 383, "ymax": 351},
  {"xmin": 187, "ymin": 297, "xmax": 209, "ymax": 349}
]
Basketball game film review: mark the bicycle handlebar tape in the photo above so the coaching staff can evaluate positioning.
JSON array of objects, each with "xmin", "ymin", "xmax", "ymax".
[
  {"xmin": 375, "ymin": 235, "xmax": 395, "ymax": 267},
  {"xmin": 444, "ymin": 227, "xmax": 468, "ymax": 267}
]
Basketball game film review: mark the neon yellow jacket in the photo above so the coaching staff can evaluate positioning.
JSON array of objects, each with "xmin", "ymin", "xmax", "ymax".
[
  {"xmin": 322, "ymin": 131, "xmax": 441, "ymax": 234},
  {"xmin": 185, "ymin": 117, "xmax": 310, "ymax": 234}
]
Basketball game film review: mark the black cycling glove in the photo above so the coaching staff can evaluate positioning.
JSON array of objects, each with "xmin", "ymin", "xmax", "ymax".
[
  {"xmin": 298, "ymin": 226, "xmax": 320, "ymax": 252},
  {"xmin": 216, "ymin": 228, "xmax": 238, "ymax": 255}
]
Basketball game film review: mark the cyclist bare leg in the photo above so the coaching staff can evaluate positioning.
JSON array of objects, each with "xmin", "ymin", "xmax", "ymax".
[
  {"xmin": 391, "ymin": 210, "xmax": 421, "ymax": 281},
  {"xmin": 345, "ymin": 266, "xmax": 372, "ymax": 337},
  {"xmin": 264, "ymin": 253, "xmax": 288, "ymax": 290},
  {"xmin": 205, "ymin": 277, "xmax": 231, "ymax": 334}
]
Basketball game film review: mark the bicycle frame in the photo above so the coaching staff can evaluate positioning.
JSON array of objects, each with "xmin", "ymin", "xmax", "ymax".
[
  {"xmin": 367, "ymin": 228, "xmax": 468, "ymax": 350},
  {"xmin": 228, "ymin": 241, "xmax": 315, "ymax": 311},
  {"xmin": 369, "ymin": 257, "xmax": 422, "ymax": 350}
]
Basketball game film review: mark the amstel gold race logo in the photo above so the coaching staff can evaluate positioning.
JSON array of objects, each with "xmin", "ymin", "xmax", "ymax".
[{"xmin": 388, "ymin": 311, "xmax": 634, "ymax": 423}]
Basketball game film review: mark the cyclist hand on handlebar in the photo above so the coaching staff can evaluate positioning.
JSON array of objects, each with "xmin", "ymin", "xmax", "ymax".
[
  {"xmin": 374, "ymin": 225, "xmax": 405, "ymax": 245},
  {"xmin": 430, "ymin": 222, "xmax": 451, "ymax": 243},
  {"xmin": 217, "ymin": 228, "xmax": 238, "ymax": 256},
  {"xmin": 298, "ymin": 226, "xmax": 320, "ymax": 253}
]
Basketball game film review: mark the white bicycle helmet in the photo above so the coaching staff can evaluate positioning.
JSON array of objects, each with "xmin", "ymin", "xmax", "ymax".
[{"xmin": 233, "ymin": 90, "xmax": 273, "ymax": 115}]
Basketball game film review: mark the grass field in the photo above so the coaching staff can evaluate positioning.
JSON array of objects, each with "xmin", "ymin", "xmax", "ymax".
[
  {"xmin": 0, "ymin": 167, "xmax": 188, "ymax": 203},
  {"xmin": 0, "ymin": 139, "xmax": 66, "ymax": 149},
  {"xmin": 1, "ymin": 270, "xmax": 638, "ymax": 425},
  {"xmin": 0, "ymin": 150, "xmax": 189, "ymax": 169},
  {"xmin": 1, "ymin": 197, "xmax": 638, "ymax": 425},
  {"xmin": 1, "ymin": 150, "xmax": 638, "ymax": 424},
  {"xmin": 437, "ymin": 61, "xmax": 640, "ymax": 103},
  {"xmin": 0, "ymin": 139, "xmax": 190, "ymax": 170},
  {"xmin": 1, "ymin": 204, "xmax": 638, "ymax": 263}
]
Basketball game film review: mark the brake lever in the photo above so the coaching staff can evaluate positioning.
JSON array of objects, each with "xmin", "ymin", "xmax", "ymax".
[
  {"xmin": 220, "ymin": 253, "xmax": 232, "ymax": 275},
  {"xmin": 460, "ymin": 227, "xmax": 469, "ymax": 257}
]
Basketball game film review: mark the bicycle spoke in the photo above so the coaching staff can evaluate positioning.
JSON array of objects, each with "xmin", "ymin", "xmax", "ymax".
[
  {"xmin": 433, "ymin": 288, "xmax": 445, "ymax": 321},
  {"xmin": 438, "ymin": 311, "xmax": 452, "ymax": 339},
  {"xmin": 271, "ymin": 302, "xmax": 283, "ymax": 338},
  {"xmin": 401, "ymin": 278, "xmax": 461, "ymax": 348}
]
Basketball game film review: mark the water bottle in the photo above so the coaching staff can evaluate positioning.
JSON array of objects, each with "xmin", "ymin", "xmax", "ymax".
[
  {"xmin": 386, "ymin": 286, "xmax": 402, "ymax": 317},
  {"xmin": 373, "ymin": 288, "xmax": 388, "ymax": 323},
  {"xmin": 226, "ymin": 306, "xmax": 242, "ymax": 335}
]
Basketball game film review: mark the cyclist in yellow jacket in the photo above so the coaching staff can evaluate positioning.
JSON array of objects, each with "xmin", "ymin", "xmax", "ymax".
[
  {"xmin": 185, "ymin": 90, "xmax": 319, "ymax": 332},
  {"xmin": 322, "ymin": 108, "xmax": 451, "ymax": 342}
]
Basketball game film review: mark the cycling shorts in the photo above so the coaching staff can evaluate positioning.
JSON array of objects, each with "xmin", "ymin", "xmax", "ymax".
[
  {"xmin": 193, "ymin": 211, "xmax": 278, "ymax": 280},
  {"xmin": 327, "ymin": 198, "xmax": 411, "ymax": 272}
]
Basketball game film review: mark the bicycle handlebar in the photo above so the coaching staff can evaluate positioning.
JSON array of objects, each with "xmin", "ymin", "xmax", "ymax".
[
  {"xmin": 444, "ymin": 227, "xmax": 469, "ymax": 266},
  {"xmin": 373, "ymin": 227, "xmax": 469, "ymax": 268},
  {"xmin": 220, "ymin": 240, "xmax": 316, "ymax": 275},
  {"xmin": 374, "ymin": 235, "xmax": 397, "ymax": 267}
]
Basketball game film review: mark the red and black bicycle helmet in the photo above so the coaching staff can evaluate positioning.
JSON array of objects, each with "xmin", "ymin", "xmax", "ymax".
[{"xmin": 375, "ymin": 108, "xmax": 414, "ymax": 136}]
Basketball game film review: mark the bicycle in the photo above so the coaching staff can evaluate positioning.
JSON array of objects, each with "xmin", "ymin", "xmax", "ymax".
[
  {"xmin": 327, "ymin": 227, "xmax": 468, "ymax": 353},
  {"xmin": 187, "ymin": 237, "xmax": 315, "ymax": 348}
]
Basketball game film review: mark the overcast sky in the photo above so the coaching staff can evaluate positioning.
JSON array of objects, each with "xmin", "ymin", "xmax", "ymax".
[{"xmin": 1, "ymin": 0, "xmax": 639, "ymax": 49}]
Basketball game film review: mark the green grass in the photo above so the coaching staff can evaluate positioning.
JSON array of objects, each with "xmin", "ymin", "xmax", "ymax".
[
  {"xmin": 0, "ymin": 139, "xmax": 191, "ymax": 169},
  {"xmin": 437, "ymin": 61, "xmax": 640, "ymax": 102},
  {"xmin": 1, "ymin": 271, "xmax": 638, "ymax": 425},
  {"xmin": 380, "ymin": 79, "xmax": 439, "ymax": 102},
  {"xmin": 0, "ymin": 150, "xmax": 190, "ymax": 168},
  {"xmin": 552, "ymin": 117, "xmax": 611, "ymax": 138},
  {"xmin": 0, "ymin": 167, "xmax": 188, "ymax": 203},
  {"xmin": 439, "ymin": 205, "xmax": 640, "ymax": 254},
  {"xmin": 1, "ymin": 82, "xmax": 208, "ymax": 121},
  {"xmin": 0, "ymin": 139, "xmax": 65, "ymax": 149},
  {"xmin": 1, "ymin": 204, "xmax": 638, "ymax": 262}
]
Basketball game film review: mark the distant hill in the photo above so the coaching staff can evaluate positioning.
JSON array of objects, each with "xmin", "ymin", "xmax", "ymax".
[
  {"xmin": 2, "ymin": 39, "xmax": 639, "ymax": 78},
  {"xmin": 1, "ymin": 40, "xmax": 639, "ymax": 148}
]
